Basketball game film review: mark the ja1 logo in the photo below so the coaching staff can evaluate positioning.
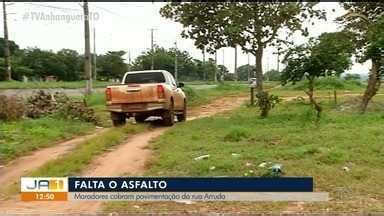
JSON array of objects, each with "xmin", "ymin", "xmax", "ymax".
[{"xmin": 21, "ymin": 177, "xmax": 68, "ymax": 192}]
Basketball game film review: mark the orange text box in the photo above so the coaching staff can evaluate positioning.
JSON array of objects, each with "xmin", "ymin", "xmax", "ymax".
[{"xmin": 21, "ymin": 192, "xmax": 67, "ymax": 201}]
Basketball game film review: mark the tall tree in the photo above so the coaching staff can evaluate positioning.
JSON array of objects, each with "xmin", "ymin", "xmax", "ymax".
[
  {"xmin": 338, "ymin": 2, "xmax": 384, "ymax": 113},
  {"xmin": 263, "ymin": 69, "xmax": 281, "ymax": 81},
  {"xmin": 20, "ymin": 48, "xmax": 68, "ymax": 80},
  {"xmin": 160, "ymin": 2, "xmax": 326, "ymax": 93},
  {"xmin": 57, "ymin": 49, "xmax": 82, "ymax": 81},
  {"xmin": 0, "ymin": 38, "xmax": 19, "ymax": 57},
  {"xmin": 97, "ymin": 51, "xmax": 127, "ymax": 80},
  {"xmin": 236, "ymin": 64, "xmax": 255, "ymax": 81},
  {"xmin": 281, "ymin": 32, "xmax": 354, "ymax": 118}
]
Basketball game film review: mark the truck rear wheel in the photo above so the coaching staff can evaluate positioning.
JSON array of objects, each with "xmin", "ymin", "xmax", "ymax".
[
  {"xmin": 111, "ymin": 112, "xmax": 126, "ymax": 127},
  {"xmin": 176, "ymin": 100, "xmax": 187, "ymax": 122},
  {"xmin": 162, "ymin": 101, "xmax": 175, "ymax": 126}
]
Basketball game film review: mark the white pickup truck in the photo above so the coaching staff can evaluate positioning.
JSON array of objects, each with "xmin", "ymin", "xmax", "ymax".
[{"xmin": 105, "ymin": 70, "xmax": 187, "ymax": 126}]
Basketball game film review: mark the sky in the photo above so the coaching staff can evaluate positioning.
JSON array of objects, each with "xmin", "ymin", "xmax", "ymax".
[{"xmin": 1, "ymin": 2, "xmax": 371, "ymax": 76}]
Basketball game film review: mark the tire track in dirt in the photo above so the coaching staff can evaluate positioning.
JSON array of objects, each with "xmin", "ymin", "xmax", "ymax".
[{"xmin": 0, "ymin": 95, "xmax": 248, "ymax": 214}]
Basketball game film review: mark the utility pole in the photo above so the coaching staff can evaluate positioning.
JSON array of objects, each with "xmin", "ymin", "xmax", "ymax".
[
  {"xmin": 202, "ymin": 48, "xmax": 206, "ymax": 81},
  {"xmin": 266, "ymin": 57, "xmax": 269, "ymax": 81},
  {"xmin": 93, "ymin": 27, "xmax": 97, "ymax": 81},
  {"xmin": 234, "ymin": 46, "xmax": 237, "ymax": 82},
  {"xmin": 128, "ymin": 50, "xmax": 131, "ymax": 71},
  {"xmin": 150, "ymin": 28, "xmax": 155, "ymax": 70},
  {"xmin": 83, "ymin": 0, "xmax": 92, "ymax": 95},
  {"xmin": 276, "ymin": 48, "xmax": 280, "ymax": 72},
  {"xmin": 222, "ymin": 49, "xmax": 225, "ymax": 66},
  {"xmin": 174, "ymin": 40, "xmax": 178, "ymax": 82},
  {"xmin": 221, "ymin": 49, "xmax": 225, "ymax": 82},
  {"xmin": 247, "ymin": 53, "xmax": 250, "ymax": 81},
  {"xmin": 214, "ymin": 51, "xmax": 217, "ymax": 82},
  {"xmin": 3, "ymin": 1, "xmax": 11, "ymax": 81}
]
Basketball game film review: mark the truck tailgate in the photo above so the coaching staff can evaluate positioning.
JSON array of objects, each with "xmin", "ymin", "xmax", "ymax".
[{"xmin": 108, "ymin": 84, "xmax": 160, "ymax": 104}]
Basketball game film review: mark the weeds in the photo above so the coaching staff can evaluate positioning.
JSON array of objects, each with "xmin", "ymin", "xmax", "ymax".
[{"xmin": 0, "ymin": 95, "xmax": 25, "ymax": 121}]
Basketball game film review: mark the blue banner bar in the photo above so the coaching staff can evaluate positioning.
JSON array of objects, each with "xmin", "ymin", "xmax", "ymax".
[{"xmin": 68, "ymin": 177, "xmax": 313, "ymax": 192}]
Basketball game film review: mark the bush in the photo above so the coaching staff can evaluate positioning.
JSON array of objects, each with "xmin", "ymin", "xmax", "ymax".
[
  {"xmin": 0, "ymin": 95, "xmax": 25, "ymax": 120},
  {"xmin": 344, "ymin": 73, "xmax": 361, "ymax": 81},
  {"xmin": 255, "ymin": 92, "xmax": 281, "ymax": 117},
  {"xmin": 183, "ymin": 86, "xmax": 200, "ymax": 102},
  {"xmin": 224, "ymin": 127, "xmax": 250, "ymax": 142}
]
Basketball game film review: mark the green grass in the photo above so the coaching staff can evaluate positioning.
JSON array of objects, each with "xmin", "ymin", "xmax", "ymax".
[
  {"xmin": 105, "ymin": 97, "xmax": 384, "ymax": 213},
  {"xmin": 0, "ymin": 80, "xmax": 114, "ymax": 89},
  {"xmin": 0, "ymin": 117, "xmax": 94, "ymax": 163},
  {"xmin": 184, "ymin": 81, "xmax": 278, "ymax": 107},
  {"xmin": 83, "ymin": 93, "xmax": 111, "ymax": 127},
  {"xmin": 281, "ymin": 77, "xmax": 365, "ymax": 91},
  {"xmin": 185, "ymin": 84, "xmax": 248, "ymax": 107},
  {"xmin": 29, "ymin": 124, "xmax": 146, "ymax": 177}
]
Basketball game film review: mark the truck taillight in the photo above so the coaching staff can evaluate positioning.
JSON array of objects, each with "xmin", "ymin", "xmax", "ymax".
[
  {"xmin": 157, "ymin": 85, "xmax": 165, "ymax": 99},
  {"xmin": 105, "ymin": 88, "xmax": 112, "ymax": 101}
]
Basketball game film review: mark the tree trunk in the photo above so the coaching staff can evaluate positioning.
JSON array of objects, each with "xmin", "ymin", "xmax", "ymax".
[
  {"xmin": 254, "ymin": 47, "xmax": 263, "ymax": 93},
  {"xmin": 360, "ymin": 59, "xmax": 381, "ymax": 113},
  {"xmin": 305, "ymin": 78, "xmax": 322, "ymax": 119}
]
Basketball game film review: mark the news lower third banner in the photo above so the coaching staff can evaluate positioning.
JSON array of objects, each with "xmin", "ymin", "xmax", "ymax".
[{"xmin": 20, "ymin": 177, "xmax": 329, "ymax": 202}]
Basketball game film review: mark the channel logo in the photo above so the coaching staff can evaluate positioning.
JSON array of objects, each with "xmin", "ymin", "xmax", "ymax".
[
  {"xmin": 21, "ymin": 177, "xmax": 68, "ymax": 201},
  {"xmin": 21, "ymin": 177, "xmax": 68, "ymax": 192}
]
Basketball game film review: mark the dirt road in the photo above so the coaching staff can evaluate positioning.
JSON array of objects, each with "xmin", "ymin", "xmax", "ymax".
[{"xmin": 0, "ymin": 95, "xmax": 247, "ymax": 214}]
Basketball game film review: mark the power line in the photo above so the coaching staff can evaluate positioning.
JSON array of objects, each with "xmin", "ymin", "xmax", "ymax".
[
  {"xmin": 24, "ymin": 3, "xmax": 81, "ymax": 12},
  {"xmin": 115, "ymin": 2, "xmax": 147, "ymax": 8},
  {"xmin": 89, "ymin": 3, "xmax": 123, "ymax": 17}
]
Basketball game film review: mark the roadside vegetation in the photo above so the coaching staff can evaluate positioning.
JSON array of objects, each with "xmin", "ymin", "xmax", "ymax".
[
  {"xmin": 185, "ymin": 81, "xmax": 279, "ymax": 107},
  {"xmin": 281, "ymin": 77, "xmax": 364, "ymax": 92},
  {"xmin": 0, "ymin": 117, "xmax": 93, "ymax": 163},
  {"xmin": 104, "ymin": 94, "xmax": 384, "ymax": 213},
  {"xmin": 0, "ymin": 91, "xmax": 103, "ymax": 163},
  {"xmin": 185, "ymin": 84, "xmax": 247, "ymax": 107},
  {"xmin": 0, "ymin": 80, "xmax": 113, "ymax": 89}
]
